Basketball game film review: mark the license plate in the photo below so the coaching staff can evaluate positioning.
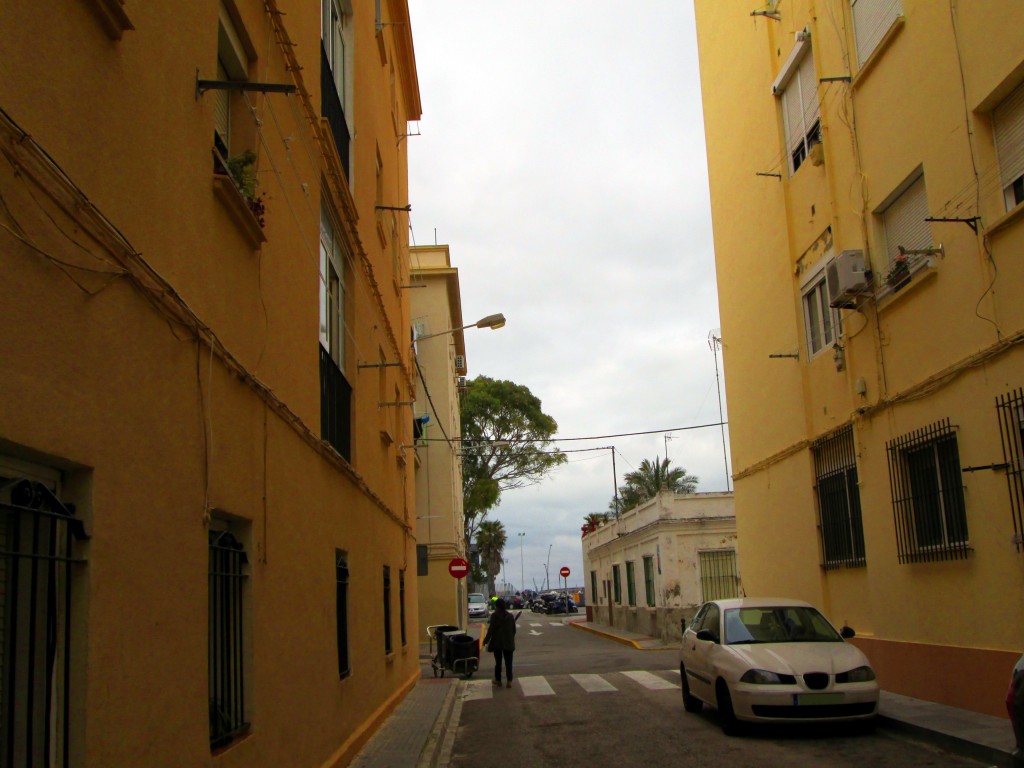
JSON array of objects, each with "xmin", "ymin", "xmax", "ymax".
[{"xmin": 794, "ymin": 693, "xmax": 843, "ymax": 705}]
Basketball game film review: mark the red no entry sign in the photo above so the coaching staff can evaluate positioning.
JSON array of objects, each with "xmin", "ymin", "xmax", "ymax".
[
  {"xmin": 559, "ymin": 566, "xmax": 571, "ymax": 578},
  {"xmin": 448, "ymin": 557, "xmax": 469, "ymax": 579}
]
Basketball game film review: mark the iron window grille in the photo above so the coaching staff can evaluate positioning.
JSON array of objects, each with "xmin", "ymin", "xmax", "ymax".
[
  {"xmin": 642, "ymin": 556, "xmax": 655, "ymax": 607},
  {"xmin": 611, "ymin": 565, "xmax": 621, "ymax": 604},
  {"xmin": 698, "ymin": 550, "xmax": 740, "ymax": 602},
  {"xmin": 1, "ymin": 478, "xmax": 87, "ymax": 768},
  {"xmin": 208, "ymin": 529, "xmax": 249, "ymax": 750},
  {"xmin": 399, "ymin": 570, "xmax": 407, "ymax": 648},
  {"xmin": 813, "ymin": 424, "xmax": 867, "ymax": 569},
  {"xmin": 336, "ymin": 550, "xmax": 350, "ymax": 678},
  {"xmin": 625, "ymin": 561, "xmax": 636, "ymax": 607},
  {"xmin": 996, "ymin": 388, "xmax": 1024, "ymax": 553},
  {"xmin": 886, "ymin": 418, "xmax": 970, "ymax": 563},
  {"xmin": 383, "ymin": 566, "xmax": 392, "ymax": 655}
]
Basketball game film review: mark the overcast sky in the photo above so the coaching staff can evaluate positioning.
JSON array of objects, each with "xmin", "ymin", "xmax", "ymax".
[{"xmin": 406, "ymin": 1, "xmax": 729, "ymax": 594}]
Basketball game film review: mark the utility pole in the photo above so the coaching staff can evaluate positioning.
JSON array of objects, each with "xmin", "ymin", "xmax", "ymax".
[
  {"xmin": 518, "ymin": 532, "xmax": 525, "ymax": 594},
  {"xmin": 709, "ymin": 330, "xmax": 731, "ymax": 492},
  {"xmin": 544, "ymin": 544, "xmax": 552, "ymax": 591}
]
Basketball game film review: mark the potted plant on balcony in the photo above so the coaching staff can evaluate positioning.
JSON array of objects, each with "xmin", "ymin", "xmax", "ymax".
[
  {"xmin": 885, "ymin": 252, "xmax": 911, "ymax": 291},
  {"xmin": 225, "ymin": 150, "xmax": 266, "ymax": 229}
]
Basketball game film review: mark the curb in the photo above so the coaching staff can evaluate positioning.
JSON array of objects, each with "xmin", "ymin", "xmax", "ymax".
[
  {"xmin": 416, "ymin": 679, "xmax": 458, "ymax": 768},
  {"xmin": 876, "ymin": 713, "xmax": 1017, "ymax": 768},
  {"xmin": 569, "ymin": 621, "xmax": 675, "ymax": 651}
]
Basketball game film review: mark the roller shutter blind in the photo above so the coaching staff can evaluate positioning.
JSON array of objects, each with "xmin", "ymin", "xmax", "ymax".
[
  {"xmin": 852, "ymin": 0, "xmax": 902, "ymax": 66},
  {"xmin": 994, "ymin": 82, "xmax": 1024, "ymax": 210},
  {"xmin": 882, "ymin": 174, "xmax": 931, "ymax": 267}
]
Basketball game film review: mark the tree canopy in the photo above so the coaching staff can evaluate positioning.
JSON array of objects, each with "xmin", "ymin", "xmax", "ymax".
[
  {"xmin": 461, "ymin": 375, "xmax": 566, "ymax": 548},
  {"xmin": 609, "ymin": 457, "xmax": 698, "ymax": 515}
]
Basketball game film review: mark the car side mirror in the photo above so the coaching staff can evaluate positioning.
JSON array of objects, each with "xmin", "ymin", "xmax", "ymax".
[
  {"xmin": 696, "ymin": 628, "xmax": 719, "ymax": 643},
  {"xmin": 840, "ymin": 626, "xmax": 856, "ymax": 639}
]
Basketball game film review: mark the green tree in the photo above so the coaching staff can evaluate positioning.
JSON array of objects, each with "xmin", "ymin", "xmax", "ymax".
[
  {"xmin": 461, "ymin": 376, "xmax": 566, "ymax": 547},
  {"xmin": 475, "ymin": 520, "xmax": 507, "ymax": 596},
  {"xmin": 609, "ymin": 458, "xmax": 698, "ymax": 515}
]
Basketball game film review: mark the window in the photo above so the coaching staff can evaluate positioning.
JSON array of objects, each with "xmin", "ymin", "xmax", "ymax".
[
  {"xmin": 851, "ymin": 0, "xmax": 902, "ymax": 67},
  {"xmin": 642, "ymin": 556, "xmax": 655, "ymax": 607},
  {"xmin": 699, "ymin": 603, "xmax": 721, "ymax": 638},
  {"xmin": 775, "ymin": 41, "xmax": 821, "ymax": 174},
  {"xmin": 625, "ymin": 561, "xmax": 636, "ymax": 606},
  {"xmin": 612, "ymin": 564, "xmax": 621, "ymax": 603},
  {"xmin": 881, "ymin": 172, "xmax": 931, "ymax": 272},
  {"xmin": 698, "ymin": 550, "xmax": 739, "ymax": 602},
  {"xmin": 416, "ymin": 544, "xmax": 429, "ymax": 576},
  {"xmin": 994, "ymin": 81, "xmax": 1024, "ymax": 211},
  {"xmin": 0, "ymin": 461, "xmax": 87, "ymax": 767},
  {"xmin": 214, "ymin": 2, "xmax": 249, "ymax": 159},
  {"xmin": 321, "ymin": 0, "xmax": 354, "ymax": 176},
  {"xmin": 813, "ymin": 425, "xmax": 866, "ymax": 568},
  {"xmin": 336, "ymin": 550, "xmax": 350, "ymax": 677},
  {"xmin": 208, "ymin": 522, "xmax": 250, "ymax": 750},
  {"xmin": 886, "ymin": 418, "xmax": 970, "ymax": 563},
  {"xmin": 995, "ymin": 388, "xmax": 1024, "ymax": 553},
  {"xmin": 320, "ymin": 205, "xmax": 353, "ymax": 459},
  {"xmin": 399, "ymin": 570, "xmax": 407, "ymax": 647},
  {"xmin": 590, "ymin": 570, "xmax": 598, "ymax": 603},
  {"xmin": 802, "ymin": 269, "xmax": 840, "ymax": 356},
  {"xmin": 383, "ymin": 566, "xmax": 392, "ymax": 654}
]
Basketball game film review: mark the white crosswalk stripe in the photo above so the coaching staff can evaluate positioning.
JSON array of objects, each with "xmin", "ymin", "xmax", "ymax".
[
  {"xmin": 463, "ymin": 679, "xmax": 494, "ymax": 701},
  {"xmin": 518, "ymin": 676, "xmax": 556, "ymax": 696},
  {"xmin": 529, "ymin": 623, "xmax": 543, "ymax": 627},
  {"xmin": 620, "ymin": 670, "xmax": 679, "ymax": 690},
  {"xmin": 459, "ymin": 671, "xmax": 680, "ymax": 703},
  {"xmin": 570, "ymin": 673, "xmax": 618, "ymax": 693}
]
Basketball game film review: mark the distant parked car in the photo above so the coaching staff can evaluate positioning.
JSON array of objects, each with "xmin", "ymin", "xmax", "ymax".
[
  {"xmin": 467, "ymin": 593, "xmax": 489, "ymax": 619},
  {"xmin": 545, "ymin": 595, "xmax": 578, "ymax": 615},
  {"xmin": 679, "ymin": 598, "xmax": 879, "ymax": 734}
]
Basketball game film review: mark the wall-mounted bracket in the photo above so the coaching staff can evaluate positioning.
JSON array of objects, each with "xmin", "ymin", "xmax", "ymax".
[
  {"xmin": 358, "ymin": 362, "xmax": 402, "ymax": 369},
  {"xmin": 195, "ymin": 70, "xmax": 297, "ymax": 100},
  {"xmin": 925, "ymin": 216, "xmax": 980, "ymax": 234}
]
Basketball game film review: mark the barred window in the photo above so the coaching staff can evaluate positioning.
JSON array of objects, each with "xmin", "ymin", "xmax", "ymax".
[
  {"xmin": 699, "ymin": 550, "xmax": 740, "ymax": 602},
  {"xmin": 383, "ymin": 566, "xmax": 392, "ymax": 654},
  {"xmin": 612, "ymin": 564, "xmax": 621, "ymax": 604},
  {"xmin": 209, "ymin": 525, "xmax": 250, "ymax": 750},
  {"xmin": 995, "ymin": 389, "xmax": 1024, "ymax": 552},
  {"xmin": 887, "ymin": 418, "xmax": 970, "ymax": 563},
  {"xmin": 625, "ymin": 561, "xmax": 636, "ymax": 607},
  {"xmin": 1, "ymin": 470, "xmax": 87, "ymax": 768},
  {"xmin": 642, "ymin": 556, "xmax": 655, "ymax": 607},
  {"xmin": 813, "ymin": 425, "xmax": 866, "ymax": 568},
  {"xmin": 399, "ymin": 570, "xmax": 407, "ymax": 648},
  {"xmin": 336, "ymin": 550, "xmax": 350, "ymax": 677}
]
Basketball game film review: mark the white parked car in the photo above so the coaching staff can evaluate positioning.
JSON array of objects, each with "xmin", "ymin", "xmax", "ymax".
[
  {"xmin": 467, "ymin": 592, "xmax": 489, "ymax": 619},
  {"xmin": 679, "ymin": 598, "xmax": 879, "ymax": 734}
]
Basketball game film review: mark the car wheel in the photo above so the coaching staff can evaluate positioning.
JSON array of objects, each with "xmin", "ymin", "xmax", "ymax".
[
  {"xmin": 680, "ymin": 664, "xmax": 703, "ymax": 713},
  {"xmin": 716, "ymin": 679, "xmax": 741, "ymax": 736}
]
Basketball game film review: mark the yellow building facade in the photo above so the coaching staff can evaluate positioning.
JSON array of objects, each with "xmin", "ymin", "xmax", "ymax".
[
  {"xmin": 1, "ymin": 0, "xmax": 422, "ymax": 765},
  {"xmin": 694, "ymin": 0, "xmax": 1024, "ymax": 716},
  {"xmin": 411, "ymin": 245, "xmax": 470, "ymax": 632}
]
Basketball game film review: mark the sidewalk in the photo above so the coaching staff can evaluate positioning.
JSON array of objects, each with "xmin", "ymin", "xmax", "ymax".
[{"xmin": 348, "ymin": 620, "xmax": 1019, "ymax": 768}]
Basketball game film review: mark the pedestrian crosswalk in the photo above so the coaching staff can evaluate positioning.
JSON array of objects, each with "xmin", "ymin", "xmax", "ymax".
[{"xmin": 460, "ymin": 670, "xmax": 680, "ymax": 702}]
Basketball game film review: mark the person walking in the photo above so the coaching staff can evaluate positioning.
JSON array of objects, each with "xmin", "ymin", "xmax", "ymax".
[{"xmin": 483, "ymin": 598, "xmax": 516, "ymax": 688}]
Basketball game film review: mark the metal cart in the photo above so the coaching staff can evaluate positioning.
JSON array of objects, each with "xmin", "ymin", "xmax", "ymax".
[{"xmin": 426, "ymin": 624, "xmax": 479, "ymax": 678}]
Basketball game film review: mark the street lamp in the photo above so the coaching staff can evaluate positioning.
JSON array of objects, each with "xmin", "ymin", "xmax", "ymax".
[
  {"xmin": 517, "ymin": 532, "xmax": 525, "ymax": 595},
  {"xmin": 414, "ymin": 313, "xmax": 506, "ymax": 341}
]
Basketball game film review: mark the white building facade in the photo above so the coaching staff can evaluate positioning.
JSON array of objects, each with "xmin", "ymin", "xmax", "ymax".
[{"xmin": 582, "ymin": 491, "xmax": 737, "ymax": 642}]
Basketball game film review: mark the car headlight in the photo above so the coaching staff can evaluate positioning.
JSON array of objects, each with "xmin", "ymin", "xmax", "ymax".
[
  {"xmin": 837, "ymin": 666, "xmax": 876, "ymax": 683},
  {"xmin": 740, "ymin": 669, "xmax": 795, "ymax": 684}
]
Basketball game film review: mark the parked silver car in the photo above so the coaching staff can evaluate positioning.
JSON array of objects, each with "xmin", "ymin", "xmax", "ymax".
[{"xmin": 467, "ymin": 592, "xmax": 489, "ymax": 619}]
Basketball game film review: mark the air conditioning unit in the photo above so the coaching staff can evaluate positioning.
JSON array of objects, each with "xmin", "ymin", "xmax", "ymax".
[
  {"xmin": 454, "ymin": 354, "xmax": 466, "ymax": 370},
  {"xmin": 826, "ymin": 250, "xmax": 870, "ymax": 308}
]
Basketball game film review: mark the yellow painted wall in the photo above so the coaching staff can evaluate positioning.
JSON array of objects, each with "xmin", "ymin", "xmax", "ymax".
[
  {"xmin": 695, "ymin": 0, "xmax": 1024, "ymax": 716},
  {"xmin": 1, "ymin": 0, "xmax": 424, "ymax": 764}
]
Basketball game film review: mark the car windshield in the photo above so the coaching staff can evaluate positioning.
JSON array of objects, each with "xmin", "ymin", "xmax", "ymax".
[
  {"xmin": 468, "ymin": 594, "xmax": 486, "ymax": 604},
  {"xmin": 723, "ymin": 606, "xmax": 842, "ymax": 644}
]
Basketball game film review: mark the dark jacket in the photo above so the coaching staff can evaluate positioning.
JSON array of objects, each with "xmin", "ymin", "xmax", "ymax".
[{"xmin": 484, "ymin": 609, "xmax": 516, "ymax": 651}]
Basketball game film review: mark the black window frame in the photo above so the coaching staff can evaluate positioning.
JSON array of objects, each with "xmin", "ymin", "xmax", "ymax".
[
  {"xmin": 208, "ymin": 527, "xmax": 250, "ymax": 751},
  {"xmin": 336, "ymin": 549, "xmax": 350, "ymax": 678},
  {"xmin": 887, "ymin": 418, "xmax": 970, "ymax": 563},
  {"xmin": 813, "ymin": 424, "xmax": 867, "ymax": 569},
  {"xmin": 383, "ymin": 565, "xmax": 392, "ymax": 655}
]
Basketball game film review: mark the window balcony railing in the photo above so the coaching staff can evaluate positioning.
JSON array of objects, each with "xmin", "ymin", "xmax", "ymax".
[
  {"xmin": 320, "ymin": 344, "xmax": 352, "ymax": 461},
  {"xmin": 320, "ymin": 44, "xmax": 351, "ymax": 180}
]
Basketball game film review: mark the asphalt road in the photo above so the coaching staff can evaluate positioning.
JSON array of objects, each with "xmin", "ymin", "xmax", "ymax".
[{"xmin": 447, "ymin": 614, "xmax": 988, "ymax": 768}]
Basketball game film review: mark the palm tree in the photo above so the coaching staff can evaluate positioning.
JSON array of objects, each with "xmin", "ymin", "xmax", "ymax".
[
  {"xmin": 609, "ymin": 458, "xmax": 698, "ymax": 515},
  {"xmin": 475, "ymin": 520, "xmax": 507, "ymax": 596}
]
